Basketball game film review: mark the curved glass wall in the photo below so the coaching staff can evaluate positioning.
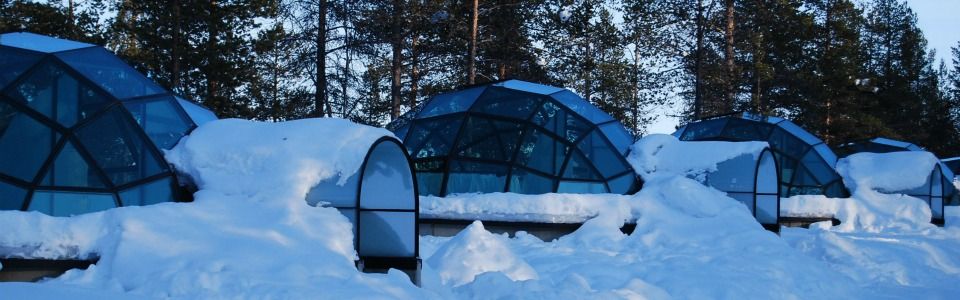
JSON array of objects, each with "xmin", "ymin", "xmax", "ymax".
[
  {"xmin": 388, "ymin": 80, "xmax": 637, "ymax": 196},
  {"xmin": 839, "ymin": 137, "xmax": 956, "ymax": 223},
  {"xmin": 674, "ymin": 113, "xmax": 846, "ymax": 198},
  {"xmin": 701, "ymin": 148, "xmax": 780, "ymax": 231},
  {"xmin": 0, "ymin": 32, "xmax": 218, "ymax": 216}
]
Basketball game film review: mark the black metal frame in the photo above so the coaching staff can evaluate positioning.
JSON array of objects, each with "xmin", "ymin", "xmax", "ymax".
[
  {"xmin": 0, "ymin": 40, "xmax": 210, "ymax": 214},
  {"xmin": 392, "ymin": 83, "xmax": 639, "ymax": 196},
  {"xmin": 906, "ymin": 164, "xmax": 947, "ymax": 226},
  {"xmin": 350, "ymin": 136, "xmax": 420, "ymax": 264},
  {"xmin": 675, "ymin": 113, "xmax": 847, "ymax": 198},
  {"xmin": 754, "ymin": 148, "xmax": 781, "ymax": 232}
]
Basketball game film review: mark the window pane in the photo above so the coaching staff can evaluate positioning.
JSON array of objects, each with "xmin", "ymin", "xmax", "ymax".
[
  {"xmin": 531, "ymin": 100, "xmax": 591, "ymax": 143},
  {"xmin": 306, "ymin": 173, "xmax": 359, "ymax": 208},
  {"xmin": 470, "ymin": 87, "xmax": 545, "ymax": 120},
  {"xmin": 721, "ymin": 118, "xmax": 766, "ymax": 140},
  {"xmin": 756, "ymin": 194, "xmax": 779, "ymax": 224},
  {"xmin": 515, "ymin": 129, "xmax": 567, "ymax": 176},
  {"xmin": 757, "ymin": 151, "xmax": 778, "ymax": 194},
  {"xmin": 777, "ymin": 121, "xmax": 822, "ymax": 145},
  {"xmin": 456, "ymin": 117, "xmax": 522, "ymax": 161},
  {"xmin": 418, "ymin": 86, "xmax": 485, "ymax": 118},
  {"xmin": 562, "ymin": 150, "xmax": 602, "ymax": 180},
  {"xmin": 598, "ymin": 122, "xmax": 634, "ymax": 155},
  {"xmin": 508, "ymin": 168, "xmax": 555, "ymax": 194},
  {"xmin": 728, "ymin": 192, "xmax": 755, "ymax": 215},
  {"xmin": 4, "ymin": 61, "xmax": 112, "ymax": 127},
  {"xmin": 358, "ymin": 211, "xmax": 416, "ymax": 257},
  {"xmin": 577, "ymin": 130, "xmax": 629, "ymax": 179},
  {"xmin": 801, "ymin": 149, "xmax": 839, "ymax": 184},
  {"xmin": 360, "ymin": 142, "xmax": 416, "ymax": 210},
  {"xmin": 0, "ymin": 180, "xmax": 27, "ymax": 210},
  {"xmin": 549, "ymin": 90, "xmax": 614, "ymax": 123},
  {"xmin": 446, "ymin": 160, "xmax": 508, "ymax": 194},
  {"xmin": 41, "ymin": 140, "xmax": 107, "ymax": 188},
  {"xmin": 55, "ymin": 47, "xmax": 165, "ymax": 99},
  {"xmin": 0, "ymin": 46, "xmax": 43, "ymax": 88},
  {"xmin": 767, "ymin": 128, "xmax": 807, "ymax": 159},
  {"xmin": 0, "ymin": 32, "xmax": 93, "ymax": 53},
  {"xmin": 176, "ymin": 97, "xmax": 217, "ymax": 126},
  {"xmin": 679, "ymin": 118, "xmax": 727, "ymax": 141},
  {"xmin": 932, "ymin": 197, "xmax": 944, "ymax": 219},
  {"xmin": 407, "ymin": 117, "xmax": 461, "ymax": 159},
  {"xmin": 125, "ymin": 96, "xmax": 192, "ymax": 149},
  {"xmin": 28, "ymin": 191, "xmax": 116, "ymax": 216},
  {"xmin": 707, "ymin": 154, "xmax": 755, "ymax": 193},
  {"xmin": 497, "ymin": 80, "xmax": 564, "ymax": 95},
  {"xmin": 557, "ymin": 181, "xmax": 606, "ymax": 193},
  {"xmin": 75, "ymin": 106, "xmax": 165, "ymax": 186},
  {"xmin": 119, "ymin": 177, "xmax": 174, "ymax": 206},
  {"xmin": 606, "ymin": 173, "xmax": 636, "ymax": 194},
  {"xmin": 0, "ymin": 101, "xmax": 56, "ymax": 181}
]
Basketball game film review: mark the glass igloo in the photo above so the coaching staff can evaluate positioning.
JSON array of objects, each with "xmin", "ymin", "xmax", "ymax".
[
  {"xmin": 674, "ymin": 113, "xmax": 846, "ymax": 198},
  {"xmin": 388, "ymin": 80, "xmax": 637, "ymax": 196},
  {"xmin": 0, "ymin": 32, "xmax": 217, "ymax": 216}
]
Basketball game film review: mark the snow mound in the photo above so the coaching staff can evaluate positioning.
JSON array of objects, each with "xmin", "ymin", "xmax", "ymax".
[
  {"xmin": 628, "ymin": 134, "xmax": 768, "ymax": 181},
  {"xmin": 782, "ymin": 194, "xmax": 933, "ymax": 233},
  {"xmin": 426, "ymin": 221, "xmax": 537, "ymax": 287},
  {"xmin": 420, "ymin": 193, "xmax": 633, "ymax": 223},
  {"xmin": 837, "ymin": 151, "xmax": 939, "ymax": 193},
  {"xmin": 0, "ymin": 118, "xmax": 431, "ymax": 298}
]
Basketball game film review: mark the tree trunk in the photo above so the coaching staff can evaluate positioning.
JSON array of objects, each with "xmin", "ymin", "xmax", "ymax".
[
  {"xmin": 468, "ymin": 0, "xmax": 479, "ymax": 84},
  {"xmin": 823, "ymin": 0, "xmax": 834, "ymax": 144},
  {"xmin": 410, "ymin": 34, "xmax": 420, "ymax": 109},
  {"xmin": 206, "ymin": 1, "xmax": 220, "ymax": 110},
  {"xmin": 724, "ymin": 0, "xmax": 735, "ymax": 110},
  {"xmin": 390, "ymin": 0, "xmax": 403, "ymax": 119},
  {"xmin": 315, "ymin": 0, "xmax": 328, "ymax": 117},
  {"xmin": 171, "ymin": 0, "xmax": 181, "ymax": 91},
  {"xmin": 67, "ymin": 0, "xmax": 75, "ymax": 38},
  {"xmin": 694, "ymin": 0, "xmax": 704, "ymax": 120}
]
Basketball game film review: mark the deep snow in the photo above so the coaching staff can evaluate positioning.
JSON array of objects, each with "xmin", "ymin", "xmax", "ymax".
[{"xmin": 1, "ymin": 119, "xmax": 959, "ymax": 299}]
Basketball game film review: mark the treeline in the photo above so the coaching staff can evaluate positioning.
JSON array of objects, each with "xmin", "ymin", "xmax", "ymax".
[{"xmin": 3, "ymin": 0, "xmax": 960, "ymax": 157}]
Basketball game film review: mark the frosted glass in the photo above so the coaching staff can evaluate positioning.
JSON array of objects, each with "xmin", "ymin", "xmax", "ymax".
[
  {"xmin": 358, "ymin": 211, "xmax": 416, "ymax": 257},
  {"xmin": 305, "ymin": 173, "xmax": 358, "ymax": 208},
  {"xmin": 359, "ymin": 142, "xmax": 415, "ymax": 210},
  {"xmin": 756, "ymin": 195, "xmax": 779, "ymax": 224},
  {"xmin": 708, "ymin": 154, "xmax": 756, "ymax": 193},
  {"xmin": 756, "ymin": 151, "xmax": 779, "ymax": 194}
]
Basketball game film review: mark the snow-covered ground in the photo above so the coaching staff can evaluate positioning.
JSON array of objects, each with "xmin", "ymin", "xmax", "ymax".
[{"xmin": 1, "ymin": 120, "xmax": 959, "ymax": 299}]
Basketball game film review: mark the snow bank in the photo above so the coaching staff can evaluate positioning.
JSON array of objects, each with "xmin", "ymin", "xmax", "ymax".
[
  {"xmin": 837, "ymin": 151, "xmax": 939, "ymax": 193},
  {"xmin": 426, "ymin": 221, "xmax": 537, "ymax": 286},
  {"xmin": 0, "ymin": 118, "xmax": 432, "ymax": 298},
  {"xmin": 420, "ymin": 193, "xmax": 633, "ymax": 223},
  {"xmin": 782, "ymin": 194, "xmax": 933, "ymax": 233},
  {"xmin": 627, "ymin": 134, "xmax": 768, "ymax": 181}
]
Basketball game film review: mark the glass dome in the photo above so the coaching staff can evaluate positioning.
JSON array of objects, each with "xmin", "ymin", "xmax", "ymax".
[
  {"xmin": 388, "ymin": 80, "xmax": 637, "ymax": 196},
  {"xmin": 0, "ymin": 32, "xmax": 217, "ymax": 216},
  {"xmin": 673, "ymin": 113, "xmax": 846, "ymax": 198}
]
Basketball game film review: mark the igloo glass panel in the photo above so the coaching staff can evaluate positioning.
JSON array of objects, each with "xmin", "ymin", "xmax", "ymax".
[
  {"xmin": 0, "ymin": 33, "xmax": 93, "ymax": 53},
  {"xmin": 932, "ymin": 197, "xmax": 944, "ymax": 219},
  {"xmin": 707, "ymin": 154, "xmax": 756, "ymax": 193},
  {"xmin": 0, "ymin": 47, "xmax": 43, "ymax": 87},
  {"xmin": 729, "ymin": 192, "xmax": 755, "ymax": 214},
  {"xmin": 549, "ymin": 90, "xmax": 614, "ymax": 123},
  {"xmin": 607, "ymin": 173, "xmax": 636, "ymax": 194},
  {"xmin": 359, "ymin": 142, "xmax": 415, "ymax": 210},
  {"xmin": 531, "ymin": 100, "xmax": 592, "ymax": 142},
  {"xmin": 756, "ymin": 151, "xmax": 778, "ymax": 194},
  {"xmin": 0, "ymin": 102, "xmax": 56, "ymax": 181},
  {"xmin": 119, "ymin": 177, "xmax": 174, "ymax": 206},
  {"xmin": 722, "ymin": 118, "xmax": 768, "ymax": 140},
  {"xmin": 598, "ymin": 122, "xmax": 634, "ymax": 154},
  {"xmin": 4, "ymin": 61, "xmax": 111, "ymax": 127},
  {"xmin": 802, "ymin": 150, "xmax": 839, "ymax": 184},
  {"xmin": 562, "ymin": 150, "xmax": 602, "ymax": 181},
  {"xmin": 515, "ymin": 129, "xmax": 567, "ymax": 175},
  {"xmin": 338, "ymin": 208, "xmax": 358, "ymax": 237},
  {"xmin": 446, "ymin": 161, "xmax": 508, "ymax": 194},
  {"xmin": 55, "ymin": 48, "xmax": 165, "ymax": 99},
  {"xmin": 358, "ymin": 211, "xmax": 416, "ymax": 257},
  {"xmin": 756, "ymin": 194, "xmax": 779, "ymax": 224},
  {"xmin": 679, "ymin": 118, "xmax": 727, "ymax": 141},
  {"xmin": 778, "ymin": 121, "xmax": 822, "ymax": 145},
  {"xmin": 508, "ymin": 168, "xmax": 555, "ymax": 194},
  {"xmin": 124, "ymin": 97, "xmax": 192, "ymax": 150},
  {"xmin": 577, "ymin": 130, "xmax": 630, "ymax": 178},
  {"xmin": 41, "ymin": 141, "xmax": 107, "ymax": 188},
  {"xmin": 456, "ymin": 117, "xmax": 522, "ymax": 161},
  {"xmin": 305, "ymin": 173, "xmax": 359, "ymax": 208},
  {"xmin": 418, "ymin": 86, "xmax": 485, "ymax": 118},
  {"xmin": 176, "ymin": 97, "xmax": 217, "ymax": 126},
  {"xmin": 470, "ymin": 87, "xmax": 545, "ymax": 120},
  {"xmin": 28, "ymin": 191, "xmax": 116, "ymax": 216},
  {"xmin": 498, "ymin": 80, "xmax": 565, "ymax": 95},
  {"xmin": 0, "ymin": 180, "xmax": 27, "ymax": 210},
  {"xmin": 76, "ymin": 106, "xmax": 165, "ymax": 186}
]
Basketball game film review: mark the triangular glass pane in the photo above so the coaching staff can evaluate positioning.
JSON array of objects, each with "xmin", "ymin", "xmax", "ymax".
[
  {"xmin": 418, "ymin": 86, "xmax": 485, "ymax": 118},
  {"xmin": 549, "ymin": 90, "xmax": 614, "ymax": 123},
  {"xmin": 562, "ymin": 150, "xmax": 601, "ymax": 180},
  {"xmin": 176, "ymin": 97, "xmax": 217, "ymax": 126},
  {"xmin": 0, "ymin": 46, "xmax": 43, "ymax": 88},
  {"xmin": 4, "ymin": 61, "xmax": 112, "ymax": 127},
  {"xmin": 470, "ymin": 87, "xmax": 545, "ymax": 120},
  {"xmin": 0, "ymin": 32, "xmax": 93, "ymax": 53},
  {"xmin": 41, "ymin": 140, "xmax": 107, "ymax": 188},
  {"xmin": 119, "ymin": 177, "xmax": 174, "ymax": 206},
  {"xmin": 0, "ymin": 101, "xmax": 57, "ymax": 182},
  {"xmin": 75, "ymin": 106, "xmax": 165, "ymax": 186},
  {"xmin": 55, "ymin": 47, "xmax": 165, "ymax": 99},
  {"xmin": 124, "ymin": 96, "xmax": 192, "ymax": 149},
  {"xmin": 516, "ymin": 128, "xmax": 568, "ymax": 176},
  {"xmin": 577, "ymin": 130, "xmax": 629, "ymax": 179},
  {"xmin": 0, "ymin": 179, "xmax": 28, "ymax": 210}
]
